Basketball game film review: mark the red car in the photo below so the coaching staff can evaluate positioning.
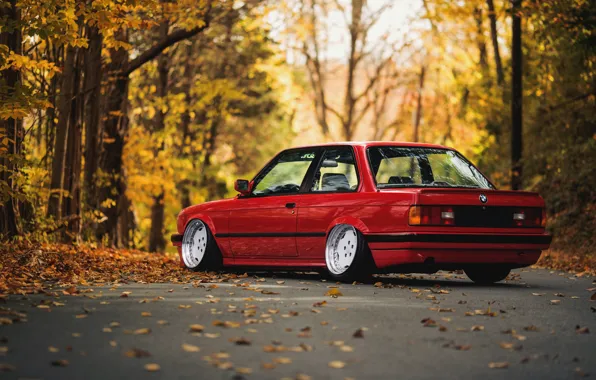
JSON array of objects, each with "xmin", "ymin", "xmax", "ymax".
[{"xmin": 171, "ymin": 142, "xmax": 551, "ymax": 284}]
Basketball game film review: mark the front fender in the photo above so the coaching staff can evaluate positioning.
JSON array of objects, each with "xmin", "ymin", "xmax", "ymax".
[{"xmin": 177, "ymin": 212, "xmax": 218, "ymax": 236}]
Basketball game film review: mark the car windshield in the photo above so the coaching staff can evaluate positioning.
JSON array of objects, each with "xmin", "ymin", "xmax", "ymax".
[{"xmin": 367, "ymin": 146, "xmax": 494, "ymax": 189}]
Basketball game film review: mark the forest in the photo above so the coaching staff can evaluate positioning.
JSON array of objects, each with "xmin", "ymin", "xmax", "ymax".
[{"xmin": 0, "ymin": 0, "xmax": 594, "ymax": 262}]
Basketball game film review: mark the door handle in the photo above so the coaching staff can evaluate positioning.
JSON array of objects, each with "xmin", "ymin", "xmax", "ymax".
[{"xmin": 285, "ymin": 202, "xmax": 296, "ymax": 209}]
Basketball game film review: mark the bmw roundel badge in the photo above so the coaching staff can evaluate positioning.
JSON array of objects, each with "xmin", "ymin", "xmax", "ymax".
[{"xmin": 479, "ymin": 194, "xmax": 488, "ymax": 204}]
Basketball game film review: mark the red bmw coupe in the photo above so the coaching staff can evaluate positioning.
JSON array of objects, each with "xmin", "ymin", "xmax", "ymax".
[{"xmin": 171, "ymin": 142, "xmax": 551, "ymax": 283}]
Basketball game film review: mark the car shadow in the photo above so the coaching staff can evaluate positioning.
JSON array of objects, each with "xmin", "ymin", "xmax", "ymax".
[{"xmin": 223, "ymin": 270, "xmax": 551, "ymax": 290}]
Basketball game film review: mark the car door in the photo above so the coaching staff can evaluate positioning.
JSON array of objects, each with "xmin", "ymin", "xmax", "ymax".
[
  {"xmin": 228, "ymin": 148, "xmax": 319, "ymax": 257},
  {"xmin": 296, "ymin": 146, "xmax": 361, "ymax": 258}
]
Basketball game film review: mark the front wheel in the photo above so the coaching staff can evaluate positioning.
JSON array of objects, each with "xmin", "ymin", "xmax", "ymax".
[
  {"xmin": 464, "ymin": 266, "xmax": 511, "ymax": 284},
  {"xmin": 324, "ymin": 224, "xmax": 374, "ymax": 282},
  {"xmin": 181, "ymin": 219, "xmax": 222, "ymax": 271}
]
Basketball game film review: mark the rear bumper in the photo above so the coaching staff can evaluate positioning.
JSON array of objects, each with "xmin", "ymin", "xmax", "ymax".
[{"xmin": 365, "ymin": 233, "xmax": 551, "ymax": 269}]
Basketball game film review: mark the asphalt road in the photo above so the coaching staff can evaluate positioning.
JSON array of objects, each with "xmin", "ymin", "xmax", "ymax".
[{"xmin": 1, "ymin": 268, "xmax": 595, "ymax": 380}]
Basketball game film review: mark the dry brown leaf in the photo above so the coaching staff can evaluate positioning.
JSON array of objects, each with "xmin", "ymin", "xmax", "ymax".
[
  {"xmin": 328, "ymin": 360, "xmax": 346, "ymax": 369},
  {"xmin": 274, "ymin": 357, "xmax": 292, "ymax": 364},
  {"xmin": 236, "ymin": 367, "xmax": 252, "ymax": 374},
  {"xmin": 471, "ymin": 325, "xmax": 484, "ymax": 331},
  {"xmin": 189, "ymin": 324, "xmax": 204, "ymax": 332},
  {"xmin": 133, "ymin": 328, "xmax": 151, "ymax": 335},
  {"xmin": 144, "ymin": 363, "xmax": 160, "ymax": 372},
  {"xmin": 124, "ymin": 348, "xmax": 151, "ymax": 358},
  {"xmin": 181, "ymin": 343, "xmax": 200, "ymax": 352},
  {"xmin": 48, "ymin": 346, "xmax": 59, "ymax": 353},
  {"xmin": 353, "ymin": 328, "xmax": 365, "ymax": 337},
  {"xmin": 575, "ymin": 326, "xmax": 590, "ymax": 334},
  {"xmin": 230, "ymin": 337, "xmax": 251, "ymax": 345},
  {"xmin": 488, "ymin": 362, "xmax": 509, "ymax": 369},
  {"xmin": 51, "ymin": 359, "xmax": 69, "ymax": 367},
  {"xmin": 550, "ymin": 299, "xmax": 561, "ymax": 305},
  {"xmin": 325, "ymin": 288, "xmax": 343, "ymax": 297},
  {"xmin": 141, "ymin": 312, "xmax": 151, "ymax": 317}
]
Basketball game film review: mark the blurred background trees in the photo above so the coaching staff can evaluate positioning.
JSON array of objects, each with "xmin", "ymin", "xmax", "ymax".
[{"xmin": 0, "ymin": 0, "xmax": 594, "ymax": 254}]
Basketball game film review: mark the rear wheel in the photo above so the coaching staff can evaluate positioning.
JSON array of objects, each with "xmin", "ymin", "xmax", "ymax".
[
  {"xmin": 464, "ymin": 266, "xmax": 511, "ymax": 284},
  {"xmin": 324, "ymin": 224, "xmax": 374, "ymax": 282},
  {"xmin": 181, "ymin": 220, "xmax": 222, "ymax": 271}
]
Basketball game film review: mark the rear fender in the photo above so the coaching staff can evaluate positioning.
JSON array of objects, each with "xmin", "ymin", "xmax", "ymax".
[{"xmin": 326, "ymin": 216, "xmax": 370, "ymax": 235}]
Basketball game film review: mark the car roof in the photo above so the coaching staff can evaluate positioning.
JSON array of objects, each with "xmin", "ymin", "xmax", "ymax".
[{"xmin": 290, "ymin": 141, "xmax": 452, "ymax": 150}]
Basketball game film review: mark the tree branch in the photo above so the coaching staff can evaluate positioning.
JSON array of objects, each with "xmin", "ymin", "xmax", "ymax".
[{"xmin": 123, "ymin": 2, "xmax": 212, "ymax": 77}]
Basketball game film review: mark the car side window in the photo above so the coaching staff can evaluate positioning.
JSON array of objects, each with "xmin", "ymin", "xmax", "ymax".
[
  {"xmin": 310, "ymin": 147, "xmax": 359, "ymax": 192},
  {"xmin": 252, "ymin": 150, "xmax": 317, "ymax": 196}
]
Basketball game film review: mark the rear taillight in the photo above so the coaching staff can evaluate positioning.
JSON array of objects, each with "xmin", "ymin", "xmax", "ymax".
[
  {"xmin": 513, "ymin": 207, "xmax": 544, "ymax": 227},
  {"xmin": 409, "ymin": 206, "xmax": 455, "ymax": 226}
]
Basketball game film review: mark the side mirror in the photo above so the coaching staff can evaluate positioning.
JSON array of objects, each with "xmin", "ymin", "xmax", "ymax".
[{"xmin": 234, "ymin": 179, "xmax": 251, "ymax": 196}]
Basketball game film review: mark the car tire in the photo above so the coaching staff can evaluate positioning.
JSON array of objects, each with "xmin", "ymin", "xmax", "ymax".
[
  {"xmin": 181, "ymin": 219, "xmax": 222, "ymax": 271},
  {"xmin": 464, "ymin": 266, "xmax": 511, "ymax": 284},
  {"xmin": 324, "ymin": 224, "xmax": 374, "ymax": 282}
]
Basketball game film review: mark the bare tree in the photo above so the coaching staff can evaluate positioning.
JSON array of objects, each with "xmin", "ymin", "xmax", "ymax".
[{"xmin": 299, "ymin": 0, "xmax": 399, "ymax": 140}]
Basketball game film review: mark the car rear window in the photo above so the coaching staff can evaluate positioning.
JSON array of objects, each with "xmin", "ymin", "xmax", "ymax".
[{"xmin": 367, "ymin": 147, "xmax": 494, "ymax": 189}]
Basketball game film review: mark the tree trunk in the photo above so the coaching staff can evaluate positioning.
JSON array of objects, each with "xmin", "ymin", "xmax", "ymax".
[
  {"xmin": 487, "ymin": 0, "xmax": 505, "ymax": 85},
  {"xmin": 0, "ymin": 0, "xmax": 22, "ymax": 238},
  {"xmin": 83, "ymin": 26, "xmax": 103, "ymax": 213},
  {"xmin": 412, "ymin": 66, "xmax": 426, "ymax": 143},
  {"xmin": 511, "ymin": 0, "xmax": 523, "ymax": 190},
  {"xmin": 177, "ymin": 41, "xmax": 196, "ymax": 210},
  {"xmin": 148, "ymin": 20, "xmax": 170, "ymax": 253},
  {"xmin": 62, "ymin": 48, "xmax": 84, "ymax": 240},
  {"xmin": 97, "ymin": 34, "xmax": 129, "ymax": 246},
  {"xmin": 48, "ymin": 45, "xmax": 76, "ymax": 220},
  {"xmin": 474, "ymin": 6, "xmax": 488, "ymax": 71}
]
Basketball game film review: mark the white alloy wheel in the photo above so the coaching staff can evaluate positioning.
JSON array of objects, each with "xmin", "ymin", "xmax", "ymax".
[
  {"xmin": 325, "ymin": 224, "xmax": 359, "ymax": 275},
  {"xmin": 182, "ymin": 220, "xmax": 208, "ymax": 269}
]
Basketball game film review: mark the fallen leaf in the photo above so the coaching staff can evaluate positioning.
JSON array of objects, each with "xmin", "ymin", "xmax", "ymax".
[
  {"xmin": 51, "ymin": 359, "xmax": 69, "ymax": 367},
  {"xmin": 274, "ymin": 357, "xmax": 292, "ymax": 364},
  {"xmin": 590, "ymin": 293, "xmax": 596, "ymax": 301},
  {"xmin": 144, "ymin": 363, "xmax": 160, "ymax": 372},
  {"xmin": 353, "ymin": 328, "xmax": 365, "ymax": 338},
  {"xmin": 133, "ymin": 328, "xmax": 151, "ymax": 335},
  {"xmin": 230, "ymin": 337, "xmax": 251, "ymax": 345},
  {"xmin": 339, "ymin": 345, "xmax": 354, "ymax": 352},
  {"xmin": 421, "ymin": 318, "xmax": 437, "ymax": 327},
  {"xmin": 488, "ymin": 362, "xmax": 509, "ymax": 369},
  {"xmin": 236, "ymin": 367, "xmax": 253, "ymax": 374},
  {"xmin": 325, "ymin": 288, "xmax": 343, "ymax": 297},
  {"xmin": 212, "ymin": 320, "xmax": 240, "ymax": 328},
  {"xmin": 0, "ymin": 363, "xmax": 16, "ymax": 372},
  {"xmin": 523, "ymin": 325, "xmax": 539, "ymax": 332},
  {"xmin": 141, "ymin": 312, "xmax": 152, "ymax": 317},
  {"xmin": 575, "ymin": 326, "xmax": 590, "ymax": 334},
  {"xmin": 189, "ymin": 324, "xmax": 204, "ymax": 332},
  {"xmin": 120, "ymin": 292, "xmax": 131, "ymax": 298},
  {"xmin": 550, "ymin": 299, "xmax": 561, "ymax": 305},
  {"xmin": 471, "ymin": 325, "xmax": 484, "ymax": 331},
  {"xmin": 48, "ymin": 346, "xmax": 59, "ymax": 353},
  {"xmin": 328, "ymin": 360, "xmax": 346, "ymax": 369},
  {"xmin": 182, "ymin": 343, "xmax": 200, "ymax": 352},
  {"xmin": 124, "ymin": 348, "xmax": 151, "ymax": 358}
]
